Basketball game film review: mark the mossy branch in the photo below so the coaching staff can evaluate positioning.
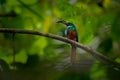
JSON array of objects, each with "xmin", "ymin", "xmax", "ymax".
[{"xmin": 0, "ymin": 28, "xmax": 120, "ymax": 69}]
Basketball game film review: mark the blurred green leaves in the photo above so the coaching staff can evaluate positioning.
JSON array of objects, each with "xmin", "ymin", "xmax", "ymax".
[
  {"xmin": 0, "ymin": 0, "xmax": 120, "ymax": 80},
  {"xmin": 111, "ymin": 12, "xmax": 120, "ymax": 42},
  {"xmin": 15, "ymin": 49, "xmax": 27, "ymax": 63},
  {"xmin": 30, "ymin": 37, "xmax": 47, "ymax": 55},
  {"xmin": 0, "ymin": 0, "xmax": 6, "ymax": 5}
]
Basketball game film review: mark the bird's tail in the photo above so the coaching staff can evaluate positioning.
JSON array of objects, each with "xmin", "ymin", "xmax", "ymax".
[{"xmin": 71, "ymin": 44, "xmax": 76, "ymax": 64}]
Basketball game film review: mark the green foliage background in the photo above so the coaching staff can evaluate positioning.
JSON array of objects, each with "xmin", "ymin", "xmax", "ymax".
[{"xmin": 0, "ymin": 0, "xmax": 120, "ymax": 80}]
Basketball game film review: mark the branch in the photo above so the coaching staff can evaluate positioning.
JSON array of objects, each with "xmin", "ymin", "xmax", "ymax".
[
  {"xmin": 0, "ymin": 12, "xmax": 17, "ymax": 17},
  {"xmin": 0, "ymin": 28, "xmax": 120, "ymax": 69}
]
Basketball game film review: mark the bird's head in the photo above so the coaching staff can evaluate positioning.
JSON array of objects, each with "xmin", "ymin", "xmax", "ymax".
[{"xmin": 56, "ymin": 20, "xmax": 74, "ymax": 27}]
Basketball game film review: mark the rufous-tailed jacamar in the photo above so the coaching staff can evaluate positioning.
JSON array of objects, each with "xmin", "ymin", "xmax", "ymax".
[{"xmin": 57, "ymin": 20, "xmax": 78, "ymax": 64}]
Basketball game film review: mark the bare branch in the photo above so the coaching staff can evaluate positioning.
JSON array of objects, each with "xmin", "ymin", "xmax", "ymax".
[{"xmin": 0, "ymin": 28, "xmax": 120, "ymax": 69}]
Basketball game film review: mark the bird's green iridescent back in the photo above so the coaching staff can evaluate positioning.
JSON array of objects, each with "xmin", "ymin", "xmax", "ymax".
[
  {"xmin": 65, "ymin": 24, "xmax": 76, "ymax": 36},
  {"xmin": 65, "ymin": 23, "xmax": 78, "ymax": 42}
]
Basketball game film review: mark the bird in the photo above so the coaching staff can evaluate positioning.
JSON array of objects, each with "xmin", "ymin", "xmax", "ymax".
[{"xmin": 57, "ymin": 20, "xmax": 78, "ymax": 64}]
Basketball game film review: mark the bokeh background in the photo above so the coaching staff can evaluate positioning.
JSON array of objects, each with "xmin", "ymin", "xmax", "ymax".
[{"xmin": 0, "ymin": 0, "xmax": 120, "ymax": 80}]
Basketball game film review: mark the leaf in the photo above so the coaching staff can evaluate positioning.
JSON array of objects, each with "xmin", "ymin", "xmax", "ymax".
[
  {"xmin": 29, "ymin": 37, "xmax": 47, "ymax": 56},
  {"xmin": 115, "ymin": 58, "xmax": 120, "ymax": 63},
  {"xmin": 15, "ymin": 49, "xmax": 27, "ymax": 63}
]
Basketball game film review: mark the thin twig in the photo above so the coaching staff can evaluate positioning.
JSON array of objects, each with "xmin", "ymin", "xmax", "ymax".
[
  {"xmin": 12, "ymin": 33, "xmax": 16, "ymax": 69},
  {"xmin": 17, "ymin": 0, "xmax": 43, "ymax": 19},
  {"xmin": 0, "ymin": 28, "xmax": 120, "ymax": 69},
  {"xmin": 12, "ymin": 33, "xmax": 16, "ymax": 80}
]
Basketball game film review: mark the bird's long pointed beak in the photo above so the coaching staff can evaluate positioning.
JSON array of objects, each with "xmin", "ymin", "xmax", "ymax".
[{"xmin": 56, "ymin": 20, "xmax": 68, "ymax": 26}]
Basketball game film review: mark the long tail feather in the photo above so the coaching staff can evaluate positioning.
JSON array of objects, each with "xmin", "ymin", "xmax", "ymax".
[{"xmin": 71, "ymin": 44, "xmax": 76, "ymax": 64}]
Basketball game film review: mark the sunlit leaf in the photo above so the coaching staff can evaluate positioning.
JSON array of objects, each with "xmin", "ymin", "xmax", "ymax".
[
  {"xmin": 15, "ymin": 49, "xmax": 27, "ymax": 63},
  {"xmin": 29, "ymin": 37, "xmax": 47, "ymax": 56},
  {"xmin": 115, "ymin": 58, "xmax": 120, "ymax": 63}
]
